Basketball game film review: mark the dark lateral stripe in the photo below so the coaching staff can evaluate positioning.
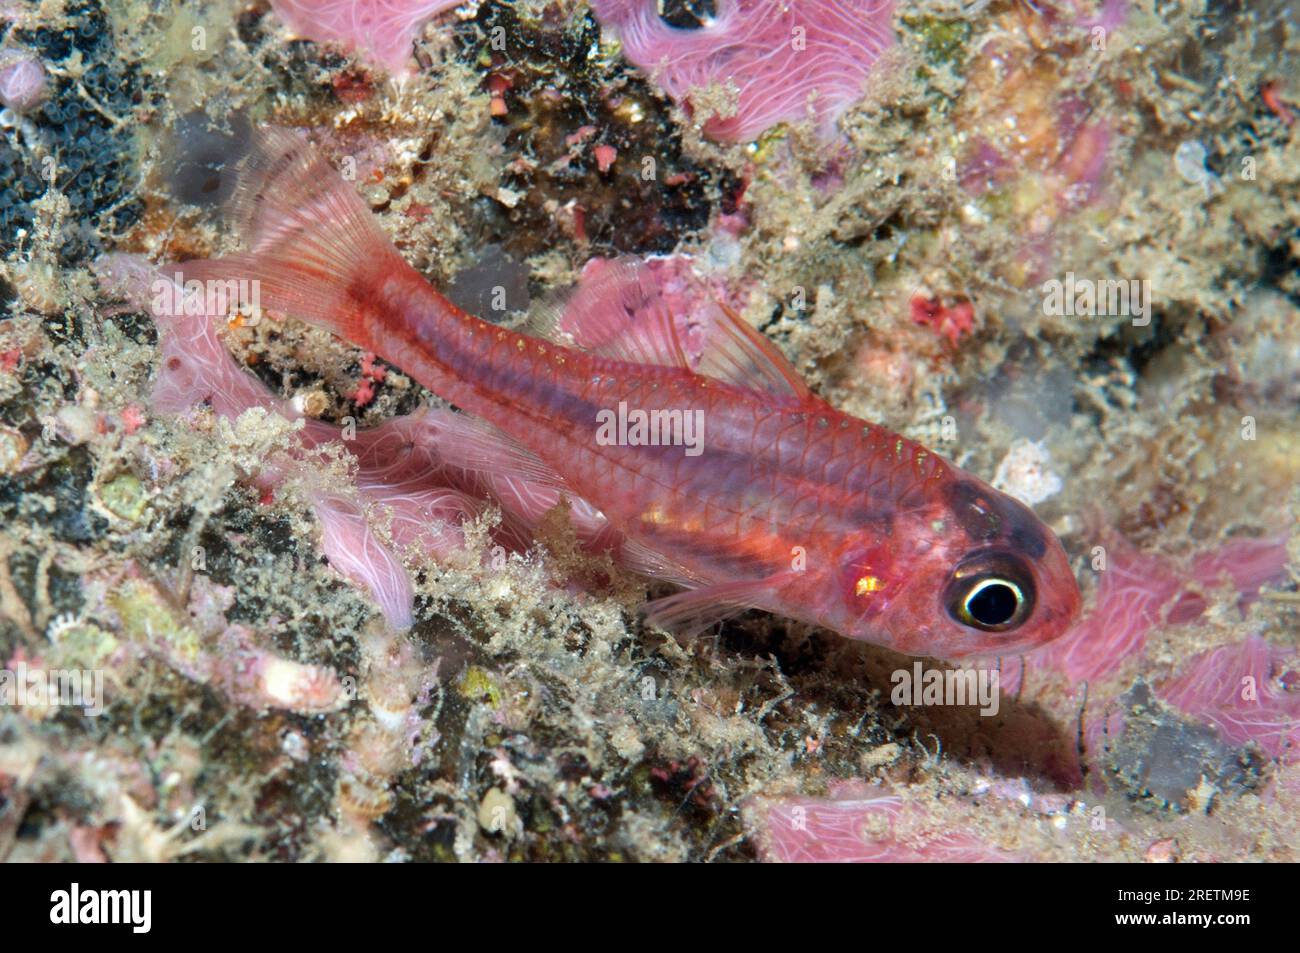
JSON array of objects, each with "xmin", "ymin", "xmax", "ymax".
[{"xmin": 404, "ymin": 316, "xmax": 940, "ymax": 527}]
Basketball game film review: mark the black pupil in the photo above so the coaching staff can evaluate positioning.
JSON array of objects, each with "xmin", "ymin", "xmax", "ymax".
[{"xmin": 969, "ymin": 583, "xmax": 1018, "ymax": 626}]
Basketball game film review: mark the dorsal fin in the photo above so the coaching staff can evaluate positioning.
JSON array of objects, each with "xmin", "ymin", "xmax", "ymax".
[
  {"xmin": 528, "ymin": 257, "xmax": 812, "ymax": 402},
  {"xmin": 526, "ymin": 258, "xmax": 694, "ymax": 369},
  {"xmin": 696, "ymin": 300, "xmax": 812, "ymax": 402}
]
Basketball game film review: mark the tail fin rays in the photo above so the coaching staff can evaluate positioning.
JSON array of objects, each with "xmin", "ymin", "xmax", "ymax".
[{"xmin": 177, "ymin": 128, "xmax": 419, "ymax": 341}]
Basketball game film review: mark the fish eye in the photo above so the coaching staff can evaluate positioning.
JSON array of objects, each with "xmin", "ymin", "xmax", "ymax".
[
  {"xmin": 960, "ymin": 578, "xmax": 1023, "ymax": 628},
  {"xmin": 943, "ymin": 551, "xmax": 1036, "ymax": 632}
]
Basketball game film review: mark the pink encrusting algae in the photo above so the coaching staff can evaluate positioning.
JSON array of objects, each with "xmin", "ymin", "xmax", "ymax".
[
  {"xmin": 170, "ymin": 128, "xmax": 1081, "ymax": 660},
  {"xmin": 268, "ymin": 0, "xmax": 463, "ymax": 77},
  {"xmin": 591, "ymin": 0, "xmax": 897, "ymax": 142}
]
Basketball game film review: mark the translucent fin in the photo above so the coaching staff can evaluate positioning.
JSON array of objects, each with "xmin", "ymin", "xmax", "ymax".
[
  {"xmin": 619, "ymin": 537, "xmax": 704, "ymax": 589},
  {"xmin": 310, "ymin": 489, "xmax": 414, "ymax": 630},
  {"xmin": 429, "ymin": 412, "xmax": 570, "ymax": 491},
  {"xmin": 531, "ymin": 257, "xmax": 812, "ymax": 402},
  {"xmin": 530, "ymin": 258, "xmax": 693, "ymax": 369},
  {"xmin": 697, "ymin": 301, "xmax": 812, "ymax": 402},
  {"xmin": 176, "ymin": 127, "xmax": 422, "ymax": 341},
  {"xmin": 642, "ymin": 575, "xmax": 790, "ymax": 637}
]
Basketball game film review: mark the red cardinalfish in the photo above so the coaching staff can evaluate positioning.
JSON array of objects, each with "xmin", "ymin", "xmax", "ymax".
[{"xmin": 178, "ymin": 129, "xmax": 1080, "ymax": 659}]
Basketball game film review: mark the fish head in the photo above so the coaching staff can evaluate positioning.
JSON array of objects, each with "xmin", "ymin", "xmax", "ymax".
[{"xmin": 836, "ymin": 476, "xmax": 1081, "ymax": 659}]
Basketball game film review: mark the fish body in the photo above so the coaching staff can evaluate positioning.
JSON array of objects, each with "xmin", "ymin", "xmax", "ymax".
[{"xmin": 182, "ymin": 130, "xmax": 1080, "ymax": 659}]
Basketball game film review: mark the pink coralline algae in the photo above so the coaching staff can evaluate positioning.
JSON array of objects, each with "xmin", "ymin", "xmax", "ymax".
[
  {"xmin": 909, "ymin": 293, "xmax": 975, "ymax": 347},
  {"xmin": 748, "ymin": 784, "xmax": 1021, "ymax": 862},
  {"xmin": 268, "ymin": 0, "xmax": 462, "ymax": 77},
  {"xmin": 592, "ymin": 0, "xmax": 896, "ymax": 142},
  {"xmin": 1157, "ymin": 635, "xmax": 1300, "ymax": 763}
]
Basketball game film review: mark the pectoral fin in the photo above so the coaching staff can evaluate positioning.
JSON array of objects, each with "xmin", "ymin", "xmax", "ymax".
[{"xmin": 642, "ymin": 573, "xmax": 796, "ymax": 637}]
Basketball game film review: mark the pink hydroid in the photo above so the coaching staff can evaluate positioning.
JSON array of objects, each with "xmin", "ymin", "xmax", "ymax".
[
  {"xmin": 1029, "ymin": 534, "xmax": 1182, "ymax": 684},
  {"xmin": 269, "ymin": 0, "xmax": 462, "ymax": 77},
  {"xmin": 1021, "ymin": 534, "xmax": 1289, "ymax": 686},
  {"xmin": 592, "ymin": 0, "xmax": 895, "ymax": 142},
  {"xmin": 750, "ymin": 784, "xmax": 1020, "ymax": 863},
  {"xmin": 1157, "ymin": 635, "xmax": 1300, "ymax": 762}
]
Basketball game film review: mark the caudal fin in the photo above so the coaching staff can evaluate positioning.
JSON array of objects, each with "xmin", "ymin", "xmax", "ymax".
[{"xmin": 177, "ymin": 127, "xmax": 420, "ymax": 342}]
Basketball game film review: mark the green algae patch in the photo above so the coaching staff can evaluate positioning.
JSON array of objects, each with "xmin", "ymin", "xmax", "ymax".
[
  {"xmin": 904, "ymin": 15, "xmax": 973, "ymax": 68},
  {"xmin": 457, "ymin": 665, "xmax": 503, "ymax": 708},
  {"xmin": 107, "ymin": 580, "xmax": 203, "ymax": 667},
  {"xmin": 96, "ymin": 473, "xmax": 147, "ymax": 523},
  {"xmin": 48, "ymin": 619, "xmax": 120, "ymax": 671}
]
